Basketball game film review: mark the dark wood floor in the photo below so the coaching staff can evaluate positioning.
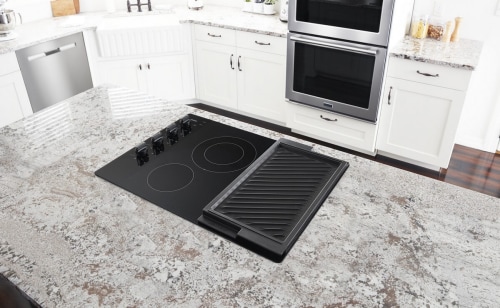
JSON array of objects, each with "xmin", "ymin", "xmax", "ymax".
[{"xmin": 190, "ymin": 103, "xmax": 500, "ymax": 198}]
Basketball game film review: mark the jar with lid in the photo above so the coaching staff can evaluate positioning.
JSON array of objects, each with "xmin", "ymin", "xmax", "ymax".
[
  {"xmin": 427, "ymin": 16, "xmax": 446, "ymax": 40},
  {"xmin": 411, "ymin": 15, "xmax": 429, "ymax": 39}
]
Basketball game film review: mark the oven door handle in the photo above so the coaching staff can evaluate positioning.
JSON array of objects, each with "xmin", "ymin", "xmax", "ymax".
[{"xmin": 290, "ymin": 36, "xmax": 377, "ymax": 56}]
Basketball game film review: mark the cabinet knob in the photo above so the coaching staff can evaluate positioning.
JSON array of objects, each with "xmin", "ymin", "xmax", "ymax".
[
  {"xmin": 238, "ymin": 55, "xmax": 242, "ymax": 71},
  {"xmin": 230, "ymin": 54, "xmax": 234, "ymax": 70},
  {"xmin": 139, "ymin": 64, "xmax": 142, "ymax": 70},
  {"xmin": 147, "ymin": 63, "xmax": 151, "ymax": 70}
]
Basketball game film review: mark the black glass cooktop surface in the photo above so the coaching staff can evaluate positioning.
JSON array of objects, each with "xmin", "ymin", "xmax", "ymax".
[
  {"xmin": 95, "ymin": 114, "xmax": 275, "ymax": 223},
  {"xmin": 96, "ymin": 114, "xmax": 349, "ymax": 262}
]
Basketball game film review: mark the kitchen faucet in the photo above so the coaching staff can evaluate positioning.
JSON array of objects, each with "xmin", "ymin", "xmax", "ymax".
[{"xmin": 127, "ymin": 0, "xmax": 152, "ymax": 12}]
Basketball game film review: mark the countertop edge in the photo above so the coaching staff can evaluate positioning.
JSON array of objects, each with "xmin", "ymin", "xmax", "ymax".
[{"xmin": 389, "ymin": 36, "xmax": 483, "ymax": 71}]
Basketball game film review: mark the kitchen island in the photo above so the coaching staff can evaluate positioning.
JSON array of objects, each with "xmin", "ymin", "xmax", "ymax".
[{"xmin": 0, "ymin": 85, "xmax": 498, "ymax": 307}]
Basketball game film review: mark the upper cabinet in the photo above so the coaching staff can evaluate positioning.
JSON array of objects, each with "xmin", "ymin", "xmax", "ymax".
[
  {"xmin": 193, "ymin": 25, "xmax": 287, "ymax": 124},
  {"xmin": 377, "ymin": 57, "xmax": 472, "ymax": 169},
  {"xmin": 0, "ymin": 53, "xmax": 32, "ymax": 128}
]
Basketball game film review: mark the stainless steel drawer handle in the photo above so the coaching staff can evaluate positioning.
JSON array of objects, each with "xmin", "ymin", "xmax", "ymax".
[
  {"xmin": 417, "ymin": 70, "xmax": 439, "ymax": 77},
  {"xmin": 255, "ymin": 40, "xmax": 271, "ymax": 46},
  {"xmin": 290, "ymin": 35, "xmax": 377, "ymax": 56},
  {"xmin": 27, "ymin": 43, "xmax": 77, "ymax": 62},
  {"xmin": 320, "ymin": 115, "xmax": 338, "ymax": 122},
  {"xmin": 208, "ymin": 33, "xmax": 222, "ymax": 38}
]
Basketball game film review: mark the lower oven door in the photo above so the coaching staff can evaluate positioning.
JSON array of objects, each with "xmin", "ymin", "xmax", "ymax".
[{"xmin": 286, "ymin": 33, "xmax": 387, "ymax": 122}]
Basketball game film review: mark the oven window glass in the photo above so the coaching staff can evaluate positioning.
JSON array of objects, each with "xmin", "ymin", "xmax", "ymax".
[
  {"xmin": 296, "ymin": 0, "xmax": 383, "ymax": 33},
  {"xmin": 293, "ymin": 42, "xmax": 375, "ymax": 109}
]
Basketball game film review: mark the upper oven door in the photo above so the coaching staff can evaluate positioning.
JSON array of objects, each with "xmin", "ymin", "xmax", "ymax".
[
  {"xmin": 289, "ymin": 0, "xmax": 395, "ymax": 47},
  {"xmin": 286, "ymin": 33, "xmax": 387, "ymax": 123}
]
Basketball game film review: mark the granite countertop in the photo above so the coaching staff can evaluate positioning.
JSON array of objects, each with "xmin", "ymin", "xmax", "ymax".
[
  {"xmin": 0, "ymin": 85, "xmax": 499, "ymax": 307},
  {"xmin": 0, "ymin": 5, "xmax": 287, "ymax": 55},
  {"xmin": 389, "ymin": 36, "xmax": 483, "ymax": 70}
]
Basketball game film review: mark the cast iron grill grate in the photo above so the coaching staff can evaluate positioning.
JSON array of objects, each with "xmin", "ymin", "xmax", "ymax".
[{"xmin": 214, "ymin": 147, "xmax": 336, "ymax": 242}]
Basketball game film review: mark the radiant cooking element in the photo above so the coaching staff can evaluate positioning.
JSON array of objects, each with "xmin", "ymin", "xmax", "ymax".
[{"xmin": 95, "ymin": 114, "xmax": 348, "ymax": 262}]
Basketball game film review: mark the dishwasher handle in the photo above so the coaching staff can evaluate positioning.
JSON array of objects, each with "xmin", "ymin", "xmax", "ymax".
[{"xmin": 27, "ymin": 43, "xmax": 77, "ymax": 62}]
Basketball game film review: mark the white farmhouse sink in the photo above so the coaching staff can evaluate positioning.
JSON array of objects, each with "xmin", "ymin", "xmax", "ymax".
[
  {"xmin": 98, "ymin": 12, "xmax": 180, "ymax": 30},
  {"xmin": 96, "ymin": 12, "xmax": 184, "ymax": 58}
]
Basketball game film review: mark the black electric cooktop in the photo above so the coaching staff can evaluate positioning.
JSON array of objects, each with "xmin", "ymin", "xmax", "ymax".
[{"xmin": 96, "ymin": 114, "xmax": 348, "ymax": 262}]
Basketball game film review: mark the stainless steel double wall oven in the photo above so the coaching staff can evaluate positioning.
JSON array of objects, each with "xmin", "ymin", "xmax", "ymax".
[{"xmin": 286, "ymin": 0, "xmax": 396, "ymax": 122}]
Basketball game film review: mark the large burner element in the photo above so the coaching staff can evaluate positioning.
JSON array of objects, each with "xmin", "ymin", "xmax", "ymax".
[{"xmin": 192, "ymin": 137, "xmax": 257, "ymax": 173}]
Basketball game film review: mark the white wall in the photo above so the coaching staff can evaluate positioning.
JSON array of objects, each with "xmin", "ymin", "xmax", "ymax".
[{"xmin": 414, "ymin": 0, "xmax": 500, "ymax": 153}]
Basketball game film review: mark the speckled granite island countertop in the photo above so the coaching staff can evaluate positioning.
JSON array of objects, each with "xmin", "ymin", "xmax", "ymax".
[
  {"xmin": 0, "ymin": 5, "xmax": 287, "ymax": 55},
  {"xmin": 389, "ymin": 36, "xmax": 483, "ymax": 70},
  {"xmin": 0, "ymin": 85, "xmax": 499, "ymax": 307}
]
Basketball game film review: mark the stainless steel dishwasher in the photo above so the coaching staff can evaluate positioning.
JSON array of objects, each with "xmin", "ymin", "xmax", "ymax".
[{"xmin": 16, "ymin": 32, "xmax": 93, "ymax": 113}]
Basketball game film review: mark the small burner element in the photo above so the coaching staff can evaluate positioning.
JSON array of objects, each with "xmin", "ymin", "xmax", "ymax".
[
  {"xmin": 192, "ymin": 137, "xmax": 257, "ymax": 173},
  {"xmin": 147, "ymin": 163, "xmax": 194, "ymax": 192}
]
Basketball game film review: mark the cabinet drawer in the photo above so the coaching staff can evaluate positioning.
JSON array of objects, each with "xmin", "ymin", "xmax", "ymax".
[
  {"xmin": 287, "ymin": 103, "xmax": 377, "ymax": 153},
  {"xmin": 387, "ymin": 57, "xmax": 472, "ymax": 91},
  {"xmin": 194, "ymin": 25, "xmax": 236, "ymax": 46},
  {"xmin": 0, "ymin": 53, "xmax": 20, "ymax": 76},
  {"xmin": 236, "ymin": 31, "xmax": 286, "ymax": 55}
]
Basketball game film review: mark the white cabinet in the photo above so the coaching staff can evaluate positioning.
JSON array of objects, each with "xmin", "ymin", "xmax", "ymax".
[
  {"xmin": 0, "ymin": 53, "xmax": 32, "ymax": 128},
  {"xmin": 95, "ymin": 25, "xmax": 195, "ymax": 101},
  {"xmin": 99, "ymin": 55, "xmax": 195, "ymax": 101},
  {"xmin": 193, "ymin": 25, "xmax": 287, "ymax": 124},
  {"xmin": 194, "ymin": 40, "xmax": 238, "ymax": 109},
  {"xmin": 287, "ymin": 102, "xmax": 378, "ymax": 154},
  {"xmin": 376, "ymin": 58, "xmax": 472, "ymax": 169}
]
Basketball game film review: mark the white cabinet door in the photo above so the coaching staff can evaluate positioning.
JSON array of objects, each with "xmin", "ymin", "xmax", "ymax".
[
  {"xmin": 0, "ymin": 72, "xmax": 32, "ymax": 128},
  {"xmin": 194, "ymin": 40, "xmax": 238, "ymax": 109},
  {"xmin": 237, "ymin": 48, "xmax": 286, "ymax": 123},
  {"xmin": 145, "ymin": 55, "xmax": 195, "ymax": 101},
  {"xmin": 99, "ymin": 55, "xmax": 195, "ymax": 100},
  {"xmin": 377, "ymin": 77, "xmax": 465, "ymax": 168},
  {"xmin": 99, "ymin": 59, "xmax": 144, "ymax": 93}
]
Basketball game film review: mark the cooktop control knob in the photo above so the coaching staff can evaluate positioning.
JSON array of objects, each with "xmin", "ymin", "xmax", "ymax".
[
  {"xmin": 180, "ymin": 117, "xmax": 192, "ymax": 136},
  {"xmin": 135, "ymin": 143, "xmax": 149, "ymax": 166},
  {"xmin": 151, "ymin": 132, "xmax": 164, "ymax": 155},
  {"xmin": 166, "ymin": 125, "xmax": 179, "ymax": 145}
]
